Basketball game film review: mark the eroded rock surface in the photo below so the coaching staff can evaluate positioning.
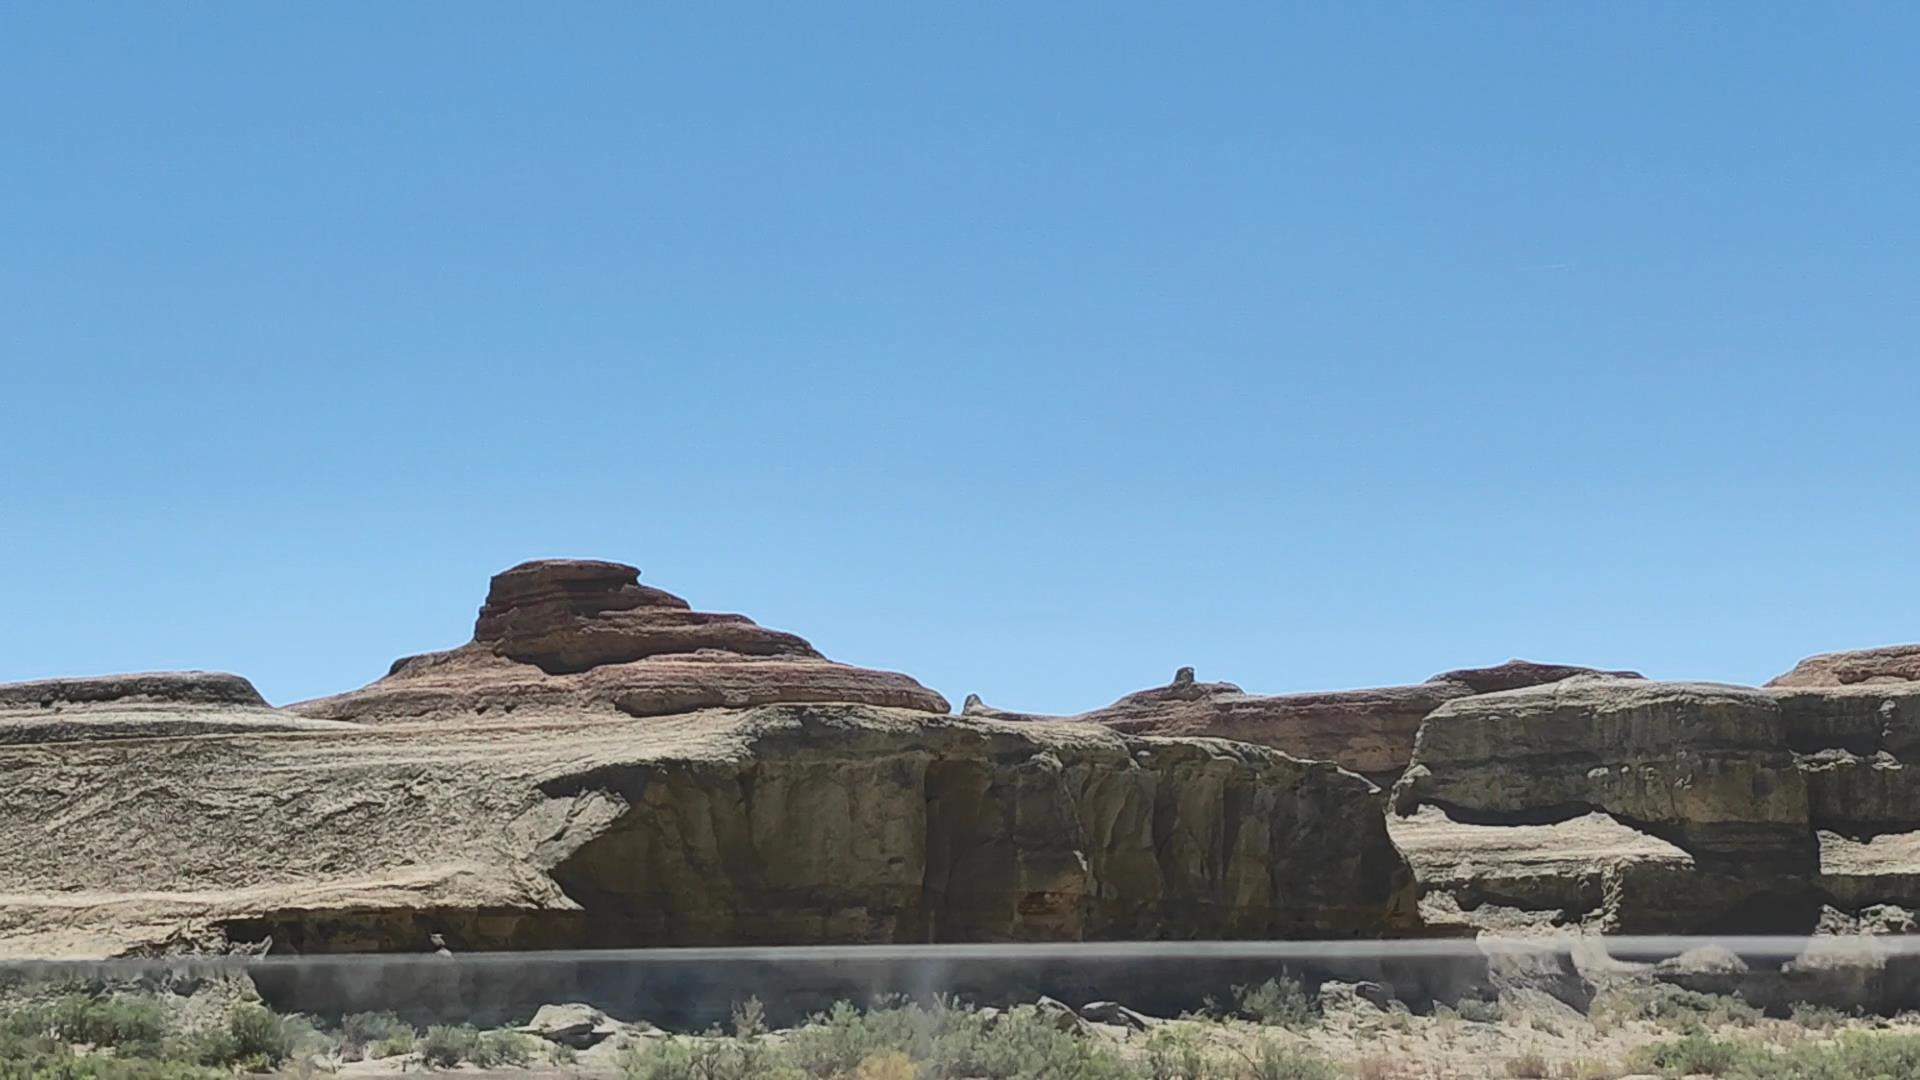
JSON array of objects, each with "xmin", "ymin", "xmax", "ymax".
[
  {"xmin": 1389, "ymin": 672, "xmax": 1920, "ymax": 933},
  {"xmin": 292, "ymin": 559, "xmax": 949, "ymax": 722},
  {"xmin": 1769, "ymin": 644, "xmax": 1920, "ymax": 688},
  {"xmin": 0, "ymin": 703, "xmax": 1419, "ymax": 959},
  {"xmin": 966, "ymin": 660, "xmax": 1636, "ymax": 784},
  {"xmin": 0, "ymin": 671, "xmax": 351, "ymax": 744},
  {"xmin": 1392, "ymin": 678, "xmax": 1814, "ymax": 877}
]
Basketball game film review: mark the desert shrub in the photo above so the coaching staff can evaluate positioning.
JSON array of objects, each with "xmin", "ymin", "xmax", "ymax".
[
  {"xmin": 1630, "ymin": 1034, "xmax": 1759, "ymax": 1076},
  {"xmin": 1455, "ymin": 997, "xmax": 1504, "ymax": 1024},
  {"xmin": 1231, "ymin": 977, "xmax": 1316, "ymax": 1028},
  {"xmin": 472, "ymin": 1030, "xmax": 537, "ymax": 1068},
  {"xmin": 1594, "ymin": 985, "xmax": 1761, "ymax": 1034},
  {"xmin": 1142, "ymin": 1025, "xmax": 1210, "ymax": 1080},
  {"xmin": 618, "ymin": 1035, "xmax": 803, "ymax": 1080},
  {"xmin": 547, "ymin": 1041, "xmax": 580, "ymax": 1066},
  {"xmin": 1786, "ymin": 1002, "xmax": 1852, "ymax": 1031},
  {"xmin": 225, "ymin": 1004, "xmax": 299, "ymax": 1069},
  {"xmin": 1740, "ymin": 1032, "xmax": 1920, "ymax": 1079},
  {"xmin": 416, "ymin": 1024, "xmax": 480, "ymax": 1069},
  {"xmin": 370, "ymin": 1029, "xmax": 417, "ymax": 1060},
  {"xmin": 46, "ymin": 995, "xmax": 172, "ymax": 1057},
  {"xmin": 0, "ymin": 1047, "xmax": 219, "ymax": 1080},
  {"xmin": 1238, "ymin": 1040, "xmax": 1337, "ymax": 1080},
  {"xmin": 336, "ymin": 1011, "xmax": 413, "ymax": 1060},
  {"xmin": 850, "ymin": 1051, "xmax": 917, "ymax": 1080},
  {"xmin": 781, "ymin": 999, "xmax": 951, "ymax": 1075},
  {"xmin": 928, "ymin": 1005, "xmax": 1136, "ymax": 1079},
  {"xmin": 730, "ymin": 997, "xmax": 768, "ymax": 1039}
]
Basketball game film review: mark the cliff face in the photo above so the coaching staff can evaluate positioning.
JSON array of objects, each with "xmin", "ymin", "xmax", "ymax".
[
  {"xmin": 15, "ymin": 556, "xmax": 1920, "ymax": 955},
  {"xmin": 1390, "ymin": 674, "xmax": 1920, "ymax": 934},
  {"xmin": 0, "ymin": 561, "xmax": 1419, "ymax": 960},
  {"xmin": 0, "ymin": 702, "xmax": 1418, "ymax": 958}
]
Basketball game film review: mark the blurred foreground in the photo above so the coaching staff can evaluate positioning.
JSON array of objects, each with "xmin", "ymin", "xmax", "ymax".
[{"xmin": 11, "ymin": 938, "xmax": 1920, "ymax": 1077}]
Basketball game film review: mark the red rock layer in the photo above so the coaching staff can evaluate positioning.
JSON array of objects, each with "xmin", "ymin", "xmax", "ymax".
[
  {"xmin": 293, "ymin": 559, "xmax": 948, "ymax": 722},
  {"xmin": 966, "ymin": 660, "xmax": 1641, "ymax": 782},
  {"xmin": 1767, "ymin": 644, "xmax": 1920, "ymax": 688}
]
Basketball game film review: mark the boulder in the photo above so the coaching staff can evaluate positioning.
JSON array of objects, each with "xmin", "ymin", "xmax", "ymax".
[
  {"xmin": 968, "ymin": 660, "xmax": 1638, "ymax": 785},
  {"xmin": 291, "ymin": 559, "xmax": 949, "ymax": 722},
  {"xmin": 518, "ymin": 1003, "xmax": 622, "ymax": 1048},
  {"xmin": 1769, "ymin": 645, "xmax": 1920, "ymax": 688},
  {"xmin": 1392, "ymin": 678, "xmax": 1815, "ymax": 879},
  {"xmin": 1077, "ymin": 1001, "xmax": 1158, "ymax": 1029}
]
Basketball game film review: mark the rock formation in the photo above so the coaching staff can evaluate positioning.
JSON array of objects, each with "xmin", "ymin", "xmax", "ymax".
[
  {"xmin": 13, "ymin": 560, "xmax": 1920, "ymax": 957},
  {"xmin": 292, "ymin": 559, "xmax": 950, "ymax": 722},
  {"xmin": 967, "ymin": 661, "xmax": 1641, "ymax": 785},
  {"xmin": 1769, "ymin": 644, "xmax": 1920, "ymax": 688},
  {"xmin": 0, "ymin": 560, "xmax": 1421, "ymax": 959},
  {"xmin": 0, "ymin": 671, "xmax": 352, "ymax": 744},
  {"xmin": 1392, "ymin": 668, "xmax": 1920, "ymax": 934},
  {"xmin": 0, "ymin": 702, "xmax": 1419, "ymax": 959},
  {"xmin": 1392, "ymin": 678, "xmax": 1813, "ymax": 876}
]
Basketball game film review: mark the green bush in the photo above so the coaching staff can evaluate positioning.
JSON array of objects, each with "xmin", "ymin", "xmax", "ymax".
[
  {"xmin": 225, "ymin": 1005, "xmax": 298, "ymax": 1069},
  {"xmin": 1595, "ymin": 984, "xmax": 1761, "ymax": 1034},
  {"xmin": 417, "ymin": 1024, "xmax": 480, "ymax": 1069},
  {"xmin": 1786, "ymin": 1002, "xmax": 1852, "ymax": 1031},
  {"xmin": 1454, "ymin": 997, "xmax": 1504, "ymax": 1024},
  {"xmin": 628, "ymin": 998, "xmax": 1140, "ymax": 1080},
  {"xmin": 336, "ymin": 1011, "xmax": 414, "ymax": 1060},
  {"xmin": 1740, "ymin": 1032, "xmax": 1920, "ymax": 1079},
  {"xmin": 620, "ymin": 1035, "xmax": 803, "ymax": 1080},
  {"xmin": 369, "ymin": 1029, "xmax": 417, "ymax": 1060},
  {"xmin": 919, "ymin": 1005, "xmax": 1134, "ymax": 1079},
  {"xmin": 1230, "ymin": 977, "xmax": 1317, "ymax": 1028},
  {"xmin": 1631, "ymin": 1034, "xmax": 1759, "ymax": 1076},
  {"xmin": 472, "ymin": 1030, "xmax": 537, "ymax": 1069},
  {"xmin": 46, "ymin": 996, "xmax": 171, "ymax": 1057},
  {"xmin": 1142, "ymin": 1025, "xmax": 1210, "ymax": 1080}
]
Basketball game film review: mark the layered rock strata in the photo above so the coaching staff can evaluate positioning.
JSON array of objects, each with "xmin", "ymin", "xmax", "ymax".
[
  {"xmin": 1769, "ymin": 644, "xmax": 1920, "ymax": 688},
  {"xmin": 0, "ymin": 703, "xmax": 1419, "ymax": 959},
  {"xmin": 292, "ymin": 559, "xmax": 949, "ymax": 722},
  {"xmin": 967, "ymin": 661, "xmax": 1641, "ymax": 785},
  {"xmin": 0, "ymin": 671, "xmax": 351, "ymax": 744},
  {"xmin": 1392, "ymin": 668, "xmax": 1920, "ymax": 933},
  {"xmin": 0, "ymin": 560, "xmax": 1422, "ymax": 959}
]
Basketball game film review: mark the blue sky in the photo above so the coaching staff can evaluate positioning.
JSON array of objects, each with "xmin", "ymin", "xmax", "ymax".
[{"xmin": 3, "ymin": 5, "xmax": 1916, "ymax": 710}]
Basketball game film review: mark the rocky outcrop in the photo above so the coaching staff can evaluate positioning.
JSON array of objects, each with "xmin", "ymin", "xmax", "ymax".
[
  {"xmin": 1427, "ymin": 660, "xmax": 1643, "ymax": 695},
  {"xmin": 1392, "ymin": 678, "xmax": 1813, "ymax": 876},
  {"xmin": 0, "ymin": 560, "xmax": 1422, "ymax": 959},
  {"xmin": 966, "ymin": 661, "xmax": 1638, "ymax": 785},
  {"xmin": 291, "ymin": 559, "xmax": 949, "ymax": 722},
  {"xmin": 0, "ymin": 671, "xmax": 268, "ymax": 708},
  {"xmin": 1390, "ymin": 671, "xmax": 1920, "ymax": 933},
  {"xmin": 1773, "ymin": 684, "xmax": 1920, "ymax": 838},
  {"xmin": 1389, "ymin": 806, "xmax": 1815, "ymax": 933},
  {"xmin": 1767, "ymin": 678, "xmax": 1920, "ymax": 916},
  {"xmin": 0, "ymin": 671, "xmax": 351, "ymax": 744},
  {"xmin": 1769, "ymin": 644, "xmax": 1920, "ymax": 688},
  {"xmin": 0, "ymin": 702, "xmax": 1419, "ymax": 959}
]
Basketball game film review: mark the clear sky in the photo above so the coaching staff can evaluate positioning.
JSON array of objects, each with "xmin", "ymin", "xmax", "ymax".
[{"xmin": 3, "ymin": 5, "xmax": 1916, "ymax": 711}]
